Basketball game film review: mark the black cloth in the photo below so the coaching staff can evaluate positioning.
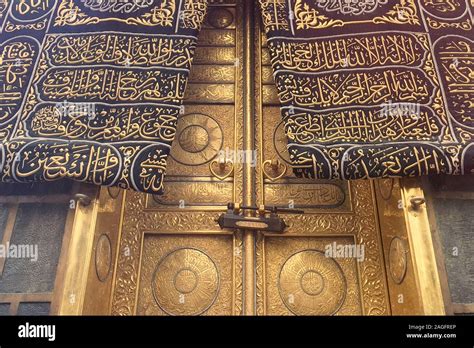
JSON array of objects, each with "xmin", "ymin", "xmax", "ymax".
[
  {"xmin": 1, "ymin": 1, "xmax": 473, "ymax": 195},
  {"xmin": 0, "ymin": 0, "xmax": 207, "ymax": 193},
  {"xmin": 259, "ymin": 0, "xmax": 474, "ymax": 179}
]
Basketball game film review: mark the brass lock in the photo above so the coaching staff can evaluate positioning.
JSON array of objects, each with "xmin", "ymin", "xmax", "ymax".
[{"xmin": 217, "ymin": 203, "xmax": 304, "ymax": 233}]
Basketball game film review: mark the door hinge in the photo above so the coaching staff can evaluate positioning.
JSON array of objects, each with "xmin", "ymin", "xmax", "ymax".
[{"xmin": 217, "ymin": 203, "xmax": 304, "ymax": 233}]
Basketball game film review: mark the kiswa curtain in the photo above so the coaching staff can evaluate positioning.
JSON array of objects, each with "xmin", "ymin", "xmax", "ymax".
[
  {"xmin": 0, "ymin": 0, "xmax": 206, "ymax": 194},
  {"xmin": 1, "ymin": 1, "xmax": 473, "ymax": 195},
  {"xmin": 259, "ymin": 0, "xmax": 474, "ymax": 180}
]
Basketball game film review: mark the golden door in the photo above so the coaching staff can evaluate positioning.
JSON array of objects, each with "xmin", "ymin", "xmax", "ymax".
[{"xmin": 70, "ymin": 0, "xmax": 432, "ymax": 316}]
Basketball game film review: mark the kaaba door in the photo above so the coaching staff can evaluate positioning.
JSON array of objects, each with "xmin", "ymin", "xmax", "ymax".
[{"xmin": 79, "ymin": 0, "xmax": 426, "ymax": 316}]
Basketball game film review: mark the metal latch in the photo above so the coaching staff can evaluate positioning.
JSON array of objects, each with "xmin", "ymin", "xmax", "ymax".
[{"xmin": 217, "ymin": 203, "xmax": 304, "ymax": 233}]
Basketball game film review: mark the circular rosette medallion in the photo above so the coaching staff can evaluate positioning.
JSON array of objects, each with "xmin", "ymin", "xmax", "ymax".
[
  {"xmin": 152, "ymin": 248, "xmax": 219, "ymax": 316},
  {"xmin": 207, "ymin": 8, "xmax": 234, "ymax": 28},
  {"xmin": 278, "ymin": 250, "xmax": 346, "ymax": 315},
  {"xmin": 170, "ymin": 113, "xmax": 223, "ymax": 166}
]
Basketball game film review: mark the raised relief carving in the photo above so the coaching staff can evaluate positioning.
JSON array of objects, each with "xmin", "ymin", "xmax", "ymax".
[
  {"xmin": 206, "ymin": 7, "xmax": 234, "ymax": 28},
  {"xmin": 257, "ymin": 236, "xmax": 364, "ymax": 315},
  {"xmin": 388, "ymin": 237, "xmax": 408, "ymax": 284},
  {"xmin": 95, "ymin": 234, "xmax": 112, "ymax": 282},
  {"xmin": 149, "ymin": 181, "xmax": 232, "ymax": 208},
  {"xmin": 257, "ymin": 181, "xmax": 390, "ymax": 316},
  {"xmin": 170, "ymin": 113, "xmax": 223, "ymax": 166},
  {"xmin": 185, "ymin": 83, "xmax": 235, "ymax": 103},
  {"xmin": 152, "ymin": 248, "xmax": 220, "ymax": 316},
  {"xmin": 279, "ymin": 250, "xmax": 347, "ymax": 315},
  {"xmin": 112, "ymin": 166, "xmax": 242, "ymax": 314},
  {"xmin": 264, "ymin": 182, "xmax": 346, "ymax": 208}
]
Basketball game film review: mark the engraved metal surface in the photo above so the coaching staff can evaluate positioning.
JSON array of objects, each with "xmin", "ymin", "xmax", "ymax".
[
  {"xmin": 151, "ymin": 248, "xmax": 220, "ymax": 316},
  {"xmin": 109, "ymin": 2, "xmax": 244, "ymax": 316},
  {"xmin": 389, "ymin": 237, "xmax": 408, "ymax": 285},
  {"xmin": 279, "ymin": 250, "xmax": 346, "ymax": 315}
]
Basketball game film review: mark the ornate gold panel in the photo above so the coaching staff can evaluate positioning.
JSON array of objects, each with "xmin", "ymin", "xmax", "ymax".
[
  {"xmin": 255, "ymin": 181, "xmax": 392, "ymax": 315},
  {"xmin": 203, "ymin": 6, "xmax": 236, "ymax": 29},
  {"xmin": 82, "ymin": 187, "xmax": 125, "ymax": 315},
  {"xmin": 185, "ymin": 84, "xmax": 235, "ymax": 103},
  {"xmin": 198, "ymin": 30, "xmax": 236, "ymax": 46},
  {"xmin": 137, "ymin": 234, "xmax": 236, "ymax": 315},
  {"xmin": 105, "ymin": 1, "xmax": 245, "ymax": 315},
  {"xmin": 262, "ymin": 85, "xmax": 280, "ymax": 105},
  {"xmin": 193, "ymin": 47, "xmax": 236, "ymax": 64},
  {"xmin": 258, "ymin": 236, "xmax": 362, "ymax": 315},
  {"xmin": 261, "ymin": 66, "xmax": 274, "ymax": 84},
  {"xmin": 109, "ymin": 191, "xmax": 243, "ymax": 315},
  {"xmin": 264, "ymin": 181, "xmax": 348, "ymax": 209},
  {"xmin": 189, "ymin": 66, "xmax": 235, "ymax": 83},
  {"xmin": 261, "ymin": 47, "xmax": 271, "ymax": 65},
  {"xmin": 146, "ymin": 180, "xmax": 233, "ymax": 210},
  {"xmin": 148, "ymin": 3, "xmax": 244, "ymax": 210},
  {"xmin": 80, "ymin": 0, "xmax": 425, "ymax": 316}
]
